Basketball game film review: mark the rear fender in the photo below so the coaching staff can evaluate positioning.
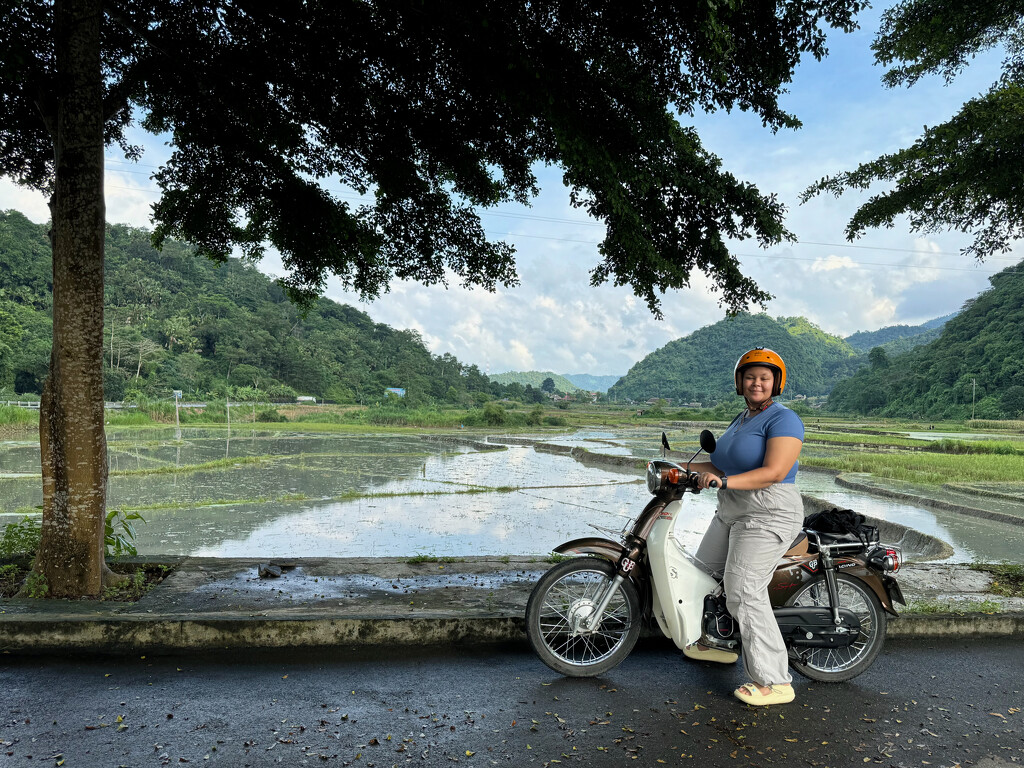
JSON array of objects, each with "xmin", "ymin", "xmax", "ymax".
[{"xmin": 771, "ymin": 555, "xmax": 901, "ymax": 616}]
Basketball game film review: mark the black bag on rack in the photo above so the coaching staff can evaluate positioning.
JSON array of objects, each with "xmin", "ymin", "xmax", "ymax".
[{"xmin": 803, "ymin": 507, "xmax": 877, "ymax": 546}]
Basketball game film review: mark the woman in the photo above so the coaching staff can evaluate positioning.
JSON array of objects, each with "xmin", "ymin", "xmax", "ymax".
[{"xmin": 683, "ymin": 347, "xmax": 805, "ymax": 706}]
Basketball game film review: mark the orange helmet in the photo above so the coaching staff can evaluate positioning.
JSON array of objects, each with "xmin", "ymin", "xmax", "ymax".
[{"xmin": 734, "ymin": 347, "xmax": 787, "ymax": 396}]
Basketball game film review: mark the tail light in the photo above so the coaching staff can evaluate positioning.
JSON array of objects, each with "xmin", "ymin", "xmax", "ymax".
[{"xmin": 868, "ymin": 546, "xmax": 901, "ymax": 573}]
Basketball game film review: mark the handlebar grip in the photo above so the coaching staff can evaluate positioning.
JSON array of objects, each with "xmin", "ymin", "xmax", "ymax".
[{"xmin": 708, "ymin": 479, "xmax": 719, "ymax": 488}]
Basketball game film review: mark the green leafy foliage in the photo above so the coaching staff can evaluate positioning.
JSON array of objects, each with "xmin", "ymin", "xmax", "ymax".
[
  {"xmin": 828, "ymin": 265, "xmax": 1024, "ymax": 417},
  {"xmin": 2, "ymin": 2, "xmax": 871, "ymax": 317},
  {"xmin": 803, "ymin": 1, "xmax": 1024, "ymax": 259},
  {"xmin": 0, "ymin": 514, "xmax": 42, "ymax": 557},
  {"xmin": 104, "ymin": 508, "xmax": 145, "ymax": 559},
  {"xmin": 608, "ymin": 312, "xmax": 859, "ymax": 403}
]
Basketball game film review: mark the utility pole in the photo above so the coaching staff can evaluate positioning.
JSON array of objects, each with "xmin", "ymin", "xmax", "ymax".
[{"xmin": 972, "ymin": 377, "xmax": 977, "ymax": 420}]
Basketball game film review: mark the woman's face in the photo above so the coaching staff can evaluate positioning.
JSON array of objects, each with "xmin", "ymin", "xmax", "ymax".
[{"xmin": 741, "ymin": 366, "xmax": 774, "ymax": 405}]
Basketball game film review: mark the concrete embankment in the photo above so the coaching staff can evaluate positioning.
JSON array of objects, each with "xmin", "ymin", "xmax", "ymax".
[{"xmin": 1, "ymin": 557, "xmax": 1021, "ymax": 654}]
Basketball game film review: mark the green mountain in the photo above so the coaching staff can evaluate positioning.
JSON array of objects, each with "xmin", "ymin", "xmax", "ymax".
[
  {"xmin": 607, "ymin": 313, "xmax": 860, "ymax": 403},
  {"xmin": 828, "ymin": 266, "xmax": 1024, "ymax": 418},
  {"xmin": 564, "ymin": 373, "xmax": 622, "ymax": 393},
  {"xmin": 0, "ymin": 210, "xmax": 495, "ymax": 405},
  {"xmin": 488, "ymin": 370, "xmax": 580, "ymax": 392},
  {"xmin": 844, "ymin": 313, "xmax": 954, "ymax": 353}
]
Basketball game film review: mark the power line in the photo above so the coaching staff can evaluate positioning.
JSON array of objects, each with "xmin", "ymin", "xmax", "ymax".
[{"xmin": 102, "ymin": 177, "xmax": 1022, "ymax": 273}]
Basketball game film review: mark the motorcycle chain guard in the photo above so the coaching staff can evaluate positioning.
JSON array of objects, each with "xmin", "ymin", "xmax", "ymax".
[{"xmin": 701, "ymin": 601, "xmax": 864, "ymax": 651}]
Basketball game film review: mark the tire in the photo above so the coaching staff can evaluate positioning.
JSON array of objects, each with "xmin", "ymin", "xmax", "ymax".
[
  {"xmin": 526, "ymin": 557, "xmax": 642, "ymax": 677},
  {"xmin": 786, "ymin": 573, "xmax": 887, "ymax": 682}
]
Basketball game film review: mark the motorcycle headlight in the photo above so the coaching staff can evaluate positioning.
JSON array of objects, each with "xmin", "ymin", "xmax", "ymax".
[
  {"xmin": 646, "ymin": 461, "xmax": 681, "ymax": 494},
  {"xmin": 646, "ymin": 461, "xmax": 662, "ymax": 494}
]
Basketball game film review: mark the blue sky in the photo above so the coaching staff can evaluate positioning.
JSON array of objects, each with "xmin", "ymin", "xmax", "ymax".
[{"xmin": 3, "ymin": 6, "xmax": 1020, "ymax": 377}]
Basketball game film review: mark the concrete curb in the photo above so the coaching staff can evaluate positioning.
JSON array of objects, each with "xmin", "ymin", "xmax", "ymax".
[{"xmin": 4, "ymin": 612, "xmax": 1023, "ymax": 655}]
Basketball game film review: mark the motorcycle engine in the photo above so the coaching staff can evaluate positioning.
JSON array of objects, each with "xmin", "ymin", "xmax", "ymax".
[{"xmin": 701, "ymin": 594, "xmax": 740, "ymax": 650}]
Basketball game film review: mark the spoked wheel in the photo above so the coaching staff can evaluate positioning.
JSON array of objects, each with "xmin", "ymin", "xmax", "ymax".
[
  {"xmin": 786, "ymin": 573, "xmax": 887, "ymax": 682},
  {"xmin": 526, "ymin": 557, "xmax": 642, "ymax": 677}
]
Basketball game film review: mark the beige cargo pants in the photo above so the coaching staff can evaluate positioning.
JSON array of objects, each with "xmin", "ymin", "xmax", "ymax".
[{"xmin": 694, "ymin": 484, "xmax": 804, "ymax": 686}]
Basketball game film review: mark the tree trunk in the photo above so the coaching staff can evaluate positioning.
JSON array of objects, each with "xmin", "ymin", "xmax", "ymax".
[{"xmin": 33, "ymin": 0, "xmax": 117, "ymax": 598}]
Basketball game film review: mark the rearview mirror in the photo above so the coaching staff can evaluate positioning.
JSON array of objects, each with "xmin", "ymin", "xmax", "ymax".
[{"xmin": 699, "ymin": 429, "xmax": 716, "ymax": 454}]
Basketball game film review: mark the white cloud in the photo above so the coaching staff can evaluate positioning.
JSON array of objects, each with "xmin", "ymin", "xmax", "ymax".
[{"xmin": 810, "ymin": 255, "xmax": 855, "ymax": 272}]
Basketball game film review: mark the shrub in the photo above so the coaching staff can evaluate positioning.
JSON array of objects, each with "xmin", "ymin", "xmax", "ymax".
[
  {"xmin": 482, "ymin": 401, "xmax": 507, "ymax": 426},
  {"xmin": 256, "ymin": 408, "xmax": 289, "ymax": 422},
  {"xmin": 0, "ymin": 514, "xmax": 42, "ymax": 557}
]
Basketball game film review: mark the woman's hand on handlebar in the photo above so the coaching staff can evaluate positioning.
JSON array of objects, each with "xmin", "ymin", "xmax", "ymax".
[{"xmin": 696, "ymin": 471, "xmax": 724, "ymax": 490}]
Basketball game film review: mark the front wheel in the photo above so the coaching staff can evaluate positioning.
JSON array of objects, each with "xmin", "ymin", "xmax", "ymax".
[
  {"xmin": 786, "ymin": 573, "xmax": 887, "ymax": 682},
  {"xmin": 526, "ymin": 557, "xmax": 642, "ymax": 677}
]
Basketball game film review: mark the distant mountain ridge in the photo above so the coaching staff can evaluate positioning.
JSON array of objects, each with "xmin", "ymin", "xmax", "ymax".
[
  {"xmin": 488, "ymin": 371, "xmax": 580, "ymax": 392},
  {"xmin": 608, "ymin": 313, "xmax": 861, "ymax": 403},
  {"xmin": 844, "ymin": 313, "xmax": 955, "ymax": 352},
  {"xmin": 564, "ymin": 373, "xmax": 622, "ymax": 393}
]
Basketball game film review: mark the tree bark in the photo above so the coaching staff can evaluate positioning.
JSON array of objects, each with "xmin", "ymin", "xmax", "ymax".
[{"xmin": 33, "ymin": 0, "xmax": 117, "ymax": 597}]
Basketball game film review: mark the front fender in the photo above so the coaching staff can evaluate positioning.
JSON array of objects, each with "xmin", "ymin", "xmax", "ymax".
[{"xmin": 552, "ymin": 537, "xmax": 649, "ymax": 590}]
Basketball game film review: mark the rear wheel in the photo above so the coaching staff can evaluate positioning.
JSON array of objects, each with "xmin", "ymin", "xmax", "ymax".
[
  {"xmin": 526, "ymin": 557, "xmax": 642, "ymax": 677},
  {"xmin": 786, "ymin": 573, "xmax": 887, "ymax": 682}
]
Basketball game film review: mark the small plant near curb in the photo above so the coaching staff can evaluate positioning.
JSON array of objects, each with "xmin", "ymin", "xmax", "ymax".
[
  {"xmin": 545, "ymin": 554, "xmax": 574, "ymax": 564},
  {"xmin": 0, "ymin": 563, "xmax": 21, "ymax": 596},
  {"xmin": 105, "ymin": 507, "xmax": 145, "ymax": 558},
  {"xmin": 970, "ymin": 562, "xmax": 1024, "ymax": 598},
  {"xmin": 406, "ymin": 555, "xmax": 461, "ymax": 564},
  {"xmin": 23, "ymin": 571, "xmax": 49, "ymax": 599}
]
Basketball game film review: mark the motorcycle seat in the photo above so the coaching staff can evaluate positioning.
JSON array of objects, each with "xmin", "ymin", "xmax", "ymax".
[{"xmin": 784, "ymin": 532, "xmax": 808, "ymax": 557}]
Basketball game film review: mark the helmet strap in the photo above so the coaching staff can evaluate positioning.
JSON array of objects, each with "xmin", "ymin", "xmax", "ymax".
[{"xmin": 745, "ymin": 397, "xmax": 774, "ymax": 413}]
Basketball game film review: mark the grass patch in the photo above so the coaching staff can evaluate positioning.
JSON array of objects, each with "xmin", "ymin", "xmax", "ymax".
[
  {"xmin": 119, "ymin": 493, "xmax": 311, "ymax": 512},
  {"xmin": 111, "ymin": 453, "xmax": 279, "ymax": 476},
  {"xmin": 545, "ymin": 554, "xmax": 575, "ymax": 563},
  {"xmin": 803, "ymin": 431, "xmax": 930, "ymax": 448},
  {"xmin": 0, "ymin": 404, "xmax": 39, "ymax": 427},
  {"xmin": 901, "ymin": 598, "xmax": 1004, "ymax": 615},
  {"xmin": 800, "ymin": 451, "xmax": 1024, "ymax": 485},
  {"xmin": 105, "ymin": 411, "xmax": 155, "ymax": 426},
  {"xmin": 0, "ymin": 562, "xmax": 174, "ymax": 600},
  {"xmin": 406, "ymin": 555, "xmax": 462, "ymax": 564},
  {"xmin": 971, "ymin": 563, "xmax": 1024, "ymax": 598},
  {"xmin": 931, "ymin": 439, "xmax": 1024, "ymax": 456}
]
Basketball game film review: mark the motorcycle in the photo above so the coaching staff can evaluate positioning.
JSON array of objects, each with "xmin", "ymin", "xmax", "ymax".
[{"xmin": 526, "ymin": 430, "xmax": 906, "ymax": 681}]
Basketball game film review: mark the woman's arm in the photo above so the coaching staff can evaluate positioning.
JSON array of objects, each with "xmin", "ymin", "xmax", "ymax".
[
  {"xmin": 696, "ymin": 436, "xmax": 802, "ymax": 490},
  {"xmin": 686, "ymin": 459, "xmax": 723, "ymax": 476}
]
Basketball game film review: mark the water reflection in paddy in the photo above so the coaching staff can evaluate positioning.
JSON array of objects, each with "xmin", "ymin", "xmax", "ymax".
[{"xmin": 2, "ymin": 428, "xmax": 1024, "ymax": 562}]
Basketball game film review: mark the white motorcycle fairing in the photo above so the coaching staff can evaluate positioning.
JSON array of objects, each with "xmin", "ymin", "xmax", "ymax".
[{"xmin": 646, "ymin": 498, "xmax": 718, "ymax": 649}]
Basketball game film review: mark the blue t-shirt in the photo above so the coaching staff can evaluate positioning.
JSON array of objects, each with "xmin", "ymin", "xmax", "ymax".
[{"xmin": 710, "ymin": 403, "xmax": 804, "ymax": 484}]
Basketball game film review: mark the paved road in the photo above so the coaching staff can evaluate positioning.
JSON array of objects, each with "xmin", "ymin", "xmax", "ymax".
[{"xmin": 2, "ymin": 637, "xmax": 1020, "ymax": 767}]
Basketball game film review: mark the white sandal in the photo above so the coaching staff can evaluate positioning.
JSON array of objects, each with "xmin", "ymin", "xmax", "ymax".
[
  {"xmin": 734, "ymin": 682, "xmax": 795, "ymax": 705},
  {"xmin": 682, "ymin": 643, "xmax": 738, "ymax": 664}
]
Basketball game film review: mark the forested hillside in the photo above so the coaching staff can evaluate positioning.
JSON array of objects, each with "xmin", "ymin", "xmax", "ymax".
[
  {"xmin": 0, "ymin": 210, "xmax": 496, "ymax": 405},
  {"xmin": 828, "ymin": 266, "xmax": 1024, "ymax": 419},
  {"xmin": 607, "ymin": 313, "xmax": 860, "ymax": 403},
  {"xmin": 488, "ymin": 371, "xmax": 579, "ymax": 392}
]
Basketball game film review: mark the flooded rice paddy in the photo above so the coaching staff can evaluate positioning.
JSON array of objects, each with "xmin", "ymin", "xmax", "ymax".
[{"xmin": 1, "ymin": 427, "xmax": 1023, "ymax": 562}]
